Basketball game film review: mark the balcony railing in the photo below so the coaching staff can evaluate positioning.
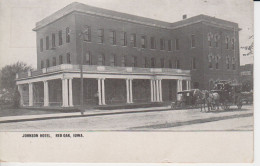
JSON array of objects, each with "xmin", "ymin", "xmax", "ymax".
[{"xmin": 17, "ymin": 64, "xmax": 190, "ymax": 79}]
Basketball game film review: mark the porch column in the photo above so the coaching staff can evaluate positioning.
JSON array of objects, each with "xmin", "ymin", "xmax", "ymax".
[
  {"xmin": 177, "ymin": 79, "xmax": 183, "ymax": 100},
  {"xmin": 17, "ymin": 84, "xmax": 24, "ymax": 106},
  {"xmin": 129, "ymin": 79, "xmax": 133, "ymax": 103},
  {"xmin": 69, "ymin": 78, "xmax": 73, "ymax": 107},
  {"xmin": 159, "ymin": 79, "xmax": 162, "ymax": 102},
  {"xmin": 43, "ymin": 80, "xmax": 49, "ymax": 107},
  {"xmin": 156, "ymin": 79, "xmax": 160, "ymax": 102},
  {"xmin": 29, "ymin": 83, "xmax": 33, "ymax": 106},
  {"xmin": 150, "ymin": 79, "xmax": 154, "ymax": 102},
  {"xmin": 62, "ymin": 78, "xmax": 69, "ymax": 107},
  {"xmin": 186, "ymin": 80, "xmax": 191, "ymax": 90},
  {"xmin": 101, "ymin": 78, "xmax": 106, "ymax": 105},
  {"xmin": 153, "ymin": 80, "xmax": 157, "ymax": 102},
  {"xmin": 126, "ymin": 79, "xmax": 130, "ymax": 103},
  {"xmin": 97, "ymin": 78, "xmax": 102, "ymax": 105}
]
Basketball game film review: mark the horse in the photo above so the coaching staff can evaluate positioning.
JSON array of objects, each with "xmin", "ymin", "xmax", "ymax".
[
  {"xmin": 205, "ymin": 91, "xmax": 220, "ymax": 111},
  {"xmin": 193, "ymin": 89, "xmax": 208, "ymax": 112}
]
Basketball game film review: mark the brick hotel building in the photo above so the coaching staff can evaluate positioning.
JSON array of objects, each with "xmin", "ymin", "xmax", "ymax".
[{"xmin": 16, "ymin": 2, "xmax": 240, "ymax": 108}]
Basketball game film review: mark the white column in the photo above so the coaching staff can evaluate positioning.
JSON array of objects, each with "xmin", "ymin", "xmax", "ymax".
[
  {"xmin": 17, "ymin": 84, "xmax": 24, "ymax": 106},
  {"xmin": 69, "ymin": 78, "xmax": 73, "ymax": 107},
  {"xmin": 62, "ymin": 78, "xmax": 69, "ymax": 107},
  {"xmin": 43, "ymin": 81, "xmax": 49, "ymax": 107},
  {"xmin": 159, "ymin": 79, "xmax": 162, "ymax": 102},
  {"xmin": 29, "ymin": 83, "xmax": 33, "ymax": 106},
  {"xmin": 97, "ymin": 78, "xmax": 102, "ymax": 105},
  {"xmin": 150, "ymin": 79, "xmax": 154, "ymax": 102},
  {"xmin": 156, "ymin": 79, "xmax": 160, "ymax": 102},
  {"xmin": 186, "ymin": 80, "xmax": 191, "ymax": 90},
  {"xmin": 101, "ymin": 78, "xmax": 106, "ymax": 105},
  {"xmin": 129, "ymin": 79, "xmax": 133, "ymax": 103},
  {"xmin": 153, "ymin": 80, "xmax": 157, "ymax": 102},
  {"xmin": 177, "ymin": 80, "xmax": 183, "ymax": 100},
  {"xmin": 126, "ymin": 79, "xmax": 130, "ymax": 103}
]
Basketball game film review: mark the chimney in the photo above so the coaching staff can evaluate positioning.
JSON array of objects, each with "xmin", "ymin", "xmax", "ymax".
[{"xmin": 183, "ymin": 14, "xmax": 187, "ymax": 19}]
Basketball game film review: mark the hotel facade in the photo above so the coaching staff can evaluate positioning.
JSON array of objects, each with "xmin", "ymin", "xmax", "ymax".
[{"xmin": 16, "ymin": 2, "xmax": 240, "ymax": 108}]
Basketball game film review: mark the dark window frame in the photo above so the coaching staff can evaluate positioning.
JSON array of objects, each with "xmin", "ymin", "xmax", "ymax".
[
  {"xmin": 66, "ymin": 27, "xmax": 70, "ymax": 43},
  {"xmin": 46, "ymin": 36, "xmax": 49, "ymax": 50},
  {"xmin": 58, "ymin": 30, "xmax": 62, "ymax": 46}
]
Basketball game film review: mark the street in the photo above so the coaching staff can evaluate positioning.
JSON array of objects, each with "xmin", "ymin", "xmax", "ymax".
[{"xmin": 0, "ymin": 105, "xmax": 253, "ymax": 131}]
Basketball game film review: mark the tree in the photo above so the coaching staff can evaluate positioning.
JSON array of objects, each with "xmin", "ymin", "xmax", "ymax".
[
  {"xmin": 241, "ymin": 35, "xmax": 254, "ymax": 56},
  {"xmin": 0, "ymin": 61, "xmax": 32, "ymax": 90}
]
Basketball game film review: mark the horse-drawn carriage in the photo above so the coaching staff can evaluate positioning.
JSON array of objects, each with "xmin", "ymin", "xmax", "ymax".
[
  {"xmin": 210, "ymin": 80, "xmax": 243, "ymax": 110},
  {"xmin": 171, "ymin": 90, "xmax": 197, "ymax": 109}
]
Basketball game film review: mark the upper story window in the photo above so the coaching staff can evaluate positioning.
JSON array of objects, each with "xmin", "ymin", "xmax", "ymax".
[
  {"xmin": 226, "ymin": 55, "xmax": 230, "ymax": 69},
  {"xmin": 144, "ymin": 57, "xmax": 149, "ymax": 68},
  {"xmin": 151, "ymin": 57, "xmax": 156, "ymax": 68},
  {"xmin": 109, "ymin": 30, "xmax": 116, "ymax": 45},
  {"xmin": 208, "ymin": 33, "xmax": 213, "ymax": 47},
  {"xmin": 231, "ymin": 38, "xmax": 235, "ymax": 50},
  {"xmin": 98, "ymin": 54, "xmax": 105, "ymax": 66},
  {"xmin": 168, "ymin": 40, "xmax": 172, "ymax": 51},
  {"xmin": 110, "ymin": 54, "xmax": 116, "ymax": 66},
  {"xmin": 232, "ymin": 57, "xmax": 236, "ymax": 70},
  {"xmin": 66, "ymin": 27, "xmax": 70, "ymax": 43},
  {"xmin": 41, "ymin": 60, "xmax": 44, "ymax": 69},
  {"xmin": 132, "ymin": 56, "xmax": 137, "ymax": 67},
  {"xmin": 52, "ymin": 57, "xmax": 56, "ymax": 66},
  {"xmin": 46, "ymin": 59, "xmax": 50, "ymax": 68},
  {"xmin": 97, "ymin": 29, "xmax": 104, "ymax": 43},
  {"xmin": 52, "ymin": 33, "xmax": 56, "ymax": 48},
  {"xmin": 225, "ymin": 37, "xmax": 229, "ymax": 49},
  {"xmin": 66, "ymin": 53, "xmax": 71, "ymax": 64},
  {"xmin": 215, "ymin": 56, "xmax": 219, "ymax": 69},
  {"xmin": 191, "ymin": 35, "xmax": 195, "ymax": 48},
  {"xmin": 160, "ymin": 39, "xmax": 165, "ymax": 50},
  {"xmin": 215, "ymin": 34, "xmax": 219, "ymax": 47},
  {"xmin": 176, "ymin": 59, "xmax": 180, "ymax": 69},
  {"xmin": 141, "ymin": 36, "xmax": 147, "ymax": 48},
  {"xmin": 59, "ymin": 55, "xmax": 63, "ymax": 65},
  {"xmin": 40, "ymin": 38, "xmax": 43, "ymax": 52},
  {"xmin": 208, "ymin": 54, "xmax": 212, "ymax": 69},
  {"xmin": 150, "ymin": 37, "xmax": 156, "ymax": 49},
  {"xmin": 120, "ymin": 32, "xmax": 127, "ymax": 46},
  {"xmin": 175, "ymin": 38, "xmax": 180, "ymax": 50},
  {"xmin": 121, "ymin": 55, "xmax": 126, "ymax": 67},
  {"xmin": 160, "ymin": 58, "xmax": 165, "ymax": 68},
  {"xmin": 83, "ymin": 26, "xmax": 91, "ymax": 42},
  {"xmin": 130, "ymin": 34, "xmax": 136, "ymax": 47},
  {"xmin": 58, "ymin": 30, "xmax": 62, "ymax": 45},
  {"xmin": 84, "ymin": 52, "xmax": 92, "ymax": 65},
  {"xmin": 191, "ymin": 57, "xmax": 196, "ymax": 69},
  {"xmin": 46, "ymin": 36, "xmax": 49, "ymax": 50},
  {"xmin": 169, "ymin": 60, "xmax": 173, "ymax": 68}
]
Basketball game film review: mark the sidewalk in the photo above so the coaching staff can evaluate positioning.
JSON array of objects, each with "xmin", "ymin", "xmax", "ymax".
[{"xmin": 0, "ymin": 106, "xmax": 171, "ymax": 123}]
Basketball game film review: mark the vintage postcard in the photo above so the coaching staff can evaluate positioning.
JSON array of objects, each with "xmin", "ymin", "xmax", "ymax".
[{"xmin": 0, "ymin": 0, "xmax": 254, "ymax": 163}]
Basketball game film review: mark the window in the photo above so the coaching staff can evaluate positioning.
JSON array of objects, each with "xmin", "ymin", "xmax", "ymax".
[
  {"xmin": 132, "ymin": 56, "xmax": 137, "ymax": 67},
  {"xmin": 169, "ymin": 60, "xmax": 173, "ymax": 68},
  {"xmin": 59, "ymin": 30, "xmax": 62, "ymax": 45},
  {"xmin": 160, "ymin": 58, "xmax": 165, "ymax": 68},
  {"xmin": 168, "ymin": 40, "xmax": 172, "ymax": 51},
  {"xmin": 231, "ymin": 38, "xmax": 235, "ymax": 50},
  {"xmin": 151, "ymin": 58, "xmax": 156, "ymax": 68},
  {"xmin": 144, "ymin": 57, "xmax": 149, "ymax": 68},
  {"xmin": 176, "ymin": 59, "xmax": 180, "ymax": 69},
  {"xmin": 52, "ymin": 33, "xmax": 56, "ymax": 48},
  {"xmin": 150, "ymin": 37, "xmax": 156, "ymax": 49},
  {"xmin": 215, "ymin": 55, "xmax": 219, "ymax": 69},
  {"xmin": 59, "ymin": 55, "xmax": 63, "ymax": 65},
  {"xmin": 208, "ymin": 55, "xmax": 212, "ymax": 69},
  {"xmin": 121, "ymin": 55, "xmax": 126, "ymax": 67},
  {"xmin": 46, "ymin": 59, "xmax": 50, "ymax": 68},
  {"xmin": 215, "ymin": 35, "xmax": 219, "ymax": 47},
  {"xmin": 226, "ymin": 57, "xmax": 230, "ymax": 69},
  {"xmin": 83, "ymin": 26, "xmax": 91, "ymax": 42},
  {"xmin": 160, "ymin": 39, "xmax": 165, "ymax": 50},
  {"xmin": 40, "ymin": 39, "xmax": 43, "ymax": 52},
  {"xmin": 97, "ymin": 29, "xmax": 104, "ymax": 43},
  {"xmin": 175, "ymin": 39, "xmax": 180, "ymax": 50},
  {"xmin": 110, "ymin": 54, "xmax": 116, "ymax": 66},
  {"xmin": 46, "ymin": 36, "xmax": 49, "ymax": 50},
  {"xmin": 41, "ymin": 60, "xmax": 44, "ymax": 69},
  {"xmin": 84, "ymin": 52, "xmax": 91, "ymax": 65},
  {"xmin": 141, "ymin": 36, "xmax": 146, "ymax": 48},
  {"xmin": 225, "ymin": 37, "xmax": 229, "ymax": 49},
  {"xmin": 66, "ymin": 53, "xmax": 71, "ymax": 64},
  {"xmin": 191, "ymin": 35, "xmax": 195, "ymax": 48},
  {"xmin": 52, "ymin": 57, "xmax": 56, "ymax": 66},
  {"xmin": 66, "ymin": 27, "xmax": 70, "ymax": 43},
  {"xmin": 208, "ymin": 33, "xmax": 212, "ymax": 47},
  {"xmin": 109, "ymin": 30, "xmax": 116, "ymax": 45},
  {"xmin": 98, "ymin": 54, "xmax": 105, "ymax": 65},
  {"xmin": 232, "ymin": 57, "xmax": 236, "ymax": 70},
  {"xmin": 191, "ymin": 57, "xmax": 196, "ymax": 69},
  {"xmin": 120, "ymin": 32, "xmax": 127, "ymax": 46},
  {"xmin": 130, "ymin": 34, "xmax": 136, "ymax": 47}
]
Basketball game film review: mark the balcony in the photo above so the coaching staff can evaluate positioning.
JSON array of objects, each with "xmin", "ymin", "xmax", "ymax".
[{"xmin": 17, "ymin": 64, "xmax": 190, "ymax": 80}]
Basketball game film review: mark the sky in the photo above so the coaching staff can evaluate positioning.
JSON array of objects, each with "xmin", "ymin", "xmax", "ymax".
[{"xmin": 0, "ymin": 0, "xmax": 254, "ymax": 69}]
